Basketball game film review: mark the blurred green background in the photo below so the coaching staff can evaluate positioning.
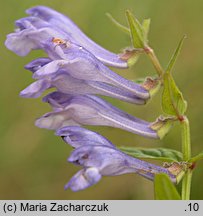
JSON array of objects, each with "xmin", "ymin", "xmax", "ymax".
[{"xmin": 0, "ymin": 0, "xmax": 203, "ymax": 199}]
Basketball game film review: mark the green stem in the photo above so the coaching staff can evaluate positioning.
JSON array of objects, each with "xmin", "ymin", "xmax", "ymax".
[
  {"xmin": 181, "ymin": 117, "xmax": 191, "ymax": 161},
  {"xmin": 181, "ymin": 116, "xmax": 192, "ymax": 200},
  {"xmin": 181, "ymin": 171, "xmax": 192, "ymax": 200},
  {"xmin": 145, "ymin": 46, "xmax": 164, "ymax": 77}
]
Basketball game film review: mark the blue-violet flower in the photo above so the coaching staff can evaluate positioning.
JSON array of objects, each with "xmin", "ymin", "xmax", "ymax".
[
  {"xmin": 19, "ymin": 40, "xmax": 149, "ymax": 104},
  {"xmin": 56, "ymin": 126, "xmax": 176, "ymax": 191},
  {"xmin": 5, "ymin": 5, "xmax": 128, "ymax": 68},
  {"xmin": 36, "ymin": 91, "xmax": 158, "ymax": 139}
]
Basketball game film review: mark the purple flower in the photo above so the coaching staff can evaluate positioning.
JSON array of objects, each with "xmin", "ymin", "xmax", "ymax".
[
  {"xmin": 20, "ymin": 41, "xmax": 149, "ymax": 104},
  {"xmin": 56, "ymin": 126, "xmax": 115, "ymax": 148},
  {"xmin": 24, "ymin": 57, "xmax": 51, "ymax": 72},
  {"xmin": 5, "ymin": 6, "xmax": 176, "ymax": 193},
  {"xmin": 56, "ymin": 126, "xmax": 176, "ymax": 191},
  {"xmin": 5, "ymin": 5, "xmax": 128, "ymax": 68},
  {"xmin": 20, "ymin": 74, "xmax": 146, "ymax": 104},
  {"xmin": 36, "ymin": 91, "xmax": 158, "ymax": 139}
]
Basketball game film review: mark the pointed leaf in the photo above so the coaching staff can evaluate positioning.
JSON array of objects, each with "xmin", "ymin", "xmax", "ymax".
[
  {"xmin": 119, "ymin": 147, "xmax": 182, "ymax": 162},
  {"xmin": 162, "ymin": 72, "xmax": 187, "ymax": 116},
  {"xmin": 162, "ymin": 35, "xmax": 187, "ymax": 117},
  {"xmin": 162, "ymin": 73, "xmax": 176, "ymax": 116},
  {"xmin": 125, "ymin": 10, "xmax": 144, "ymax": 48},
  {"xmin": 106, "ymin": 13, "xmax": 130, "ymax": 35},
  {"xmin": 189, "ymin": 151, "xmax": 203, "ymax": 162},
  {"xmin": 166, "ymin": 35, "xmax": 186, "ymax": 73},
  {"xmin": 142, "ymin": 19, "xmax": 151, "ymax": 43},
  {"xmin": 154, "ymin": 173, "xmax": 181, "ymax": 200}
]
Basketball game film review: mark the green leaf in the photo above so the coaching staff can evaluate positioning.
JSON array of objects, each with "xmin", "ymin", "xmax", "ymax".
[
  {"xmin": 162, "ymin": 72, "xmax": 187, "ymax": 116},
  {"xmin": 119, "ymin": 147, "xmax": 182, "ymax": 162},
  {"xmin": 189, "ymin": 151, "xmax": 203, "ymax": 162},
  {"xmin": 106, "ymin": 13, "xmax": 130, "ymax": 35},
  {"xmin": 162, "ymin": 35, "xmax": 187, "ymax": 117},
  {"xmin": 125, "ymin": 10, "xmax": 144, "ymax": 48},
  {"xmin": 142, "ymin": 19, "xmax": 151, "ymax": 43},
  {"xmin": 166, "ymin": 35, "xmax": 186, "ymax": 73},
  {"xmin": 154, "ymin": 173, "xmax": 181, "ymax": 200}
]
